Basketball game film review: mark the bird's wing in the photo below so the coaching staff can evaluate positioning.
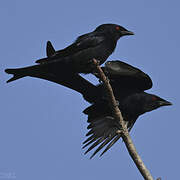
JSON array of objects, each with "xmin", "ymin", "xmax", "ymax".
[
  {"xmin": 36, "ymin": 33, "xmax": 105, "ymax": 64},
  {"xmin": 83, "ymin": 97, "xmax": 139, "ymax": 158},
  {"xmin": 82, "ymin": 115, "xmax": 122, "ymax": 159},
  {"xmin": 46, "ymin": 41, "xmax": 56, "ymax": 57},
  {"xmin": 104, "ymin": 60, "xmax": 153, "ymax": 91}
]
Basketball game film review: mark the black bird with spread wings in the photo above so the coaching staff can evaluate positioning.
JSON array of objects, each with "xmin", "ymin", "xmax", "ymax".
[
  {"xmin": 5, "ymin": 23, "xmax": 134, "ymax": 82},
  {"xmin": 81, "ymin": 61, "xmax": 172, "ymax": 158}
]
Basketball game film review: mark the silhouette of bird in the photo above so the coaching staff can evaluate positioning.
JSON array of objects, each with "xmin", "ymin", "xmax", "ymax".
[{"xmin": 5, "ymin": 24, "xmax": 134, "ymax": 82}]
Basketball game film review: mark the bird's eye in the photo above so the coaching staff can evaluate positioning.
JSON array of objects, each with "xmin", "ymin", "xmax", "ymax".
[{"xmin": 115, "ymin": 26, "xmax": 120, "ymax": 30}]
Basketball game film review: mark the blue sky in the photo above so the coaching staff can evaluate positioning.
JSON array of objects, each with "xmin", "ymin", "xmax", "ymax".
[{"xmin": 1, "ymin": 0, "xmax": 179, "ymax": 179}]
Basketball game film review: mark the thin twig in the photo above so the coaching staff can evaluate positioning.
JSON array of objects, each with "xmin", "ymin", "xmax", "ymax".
[{"xmin": 93, "ymin": 59, "xmax": 157, "ymax": 180}]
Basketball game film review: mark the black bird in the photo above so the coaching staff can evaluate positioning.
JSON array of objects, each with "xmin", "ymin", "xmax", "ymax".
[
  {"xmin": 5, "ymin": 24, "xmax": 134, "ymax": 82},
  {"xmin": 81, "ymin": 61, "xmax": 172, "ymax": 158},
  {"xmin": 83, "ymin": 92, "xmax": 171, "ymax": 158},
  {"xmin": 5, "ymin": 42, "xmax": 171, "ymax": 158},
  {"xmin": 36, "ymin": 24, "xmax": 134, "ymax": 71}
]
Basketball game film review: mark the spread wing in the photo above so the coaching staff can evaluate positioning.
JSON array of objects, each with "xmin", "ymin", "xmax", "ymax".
[
  {"xmin": 36, "ymin": 33, "xmax": 105, "ymax": 64},
  {"xmin": 82, "ymin": 115, "xmax": 122, "ymax": 159},
  {"xmin": 83, "ymin": 102, "xmax": 138, "ymax": 158},
  {"xmin": 82, "ymin": 60, "xmax": 150, "ymax": 158}
]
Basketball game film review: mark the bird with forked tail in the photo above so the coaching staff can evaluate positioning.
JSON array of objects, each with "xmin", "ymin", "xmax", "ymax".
[
  {"xmin": 5, "ymin": 23, "xmax": 134, "ymax": 83},
  {"xmin": 4, "ymin": 36, "xmax": 172, "ymax": 159}
]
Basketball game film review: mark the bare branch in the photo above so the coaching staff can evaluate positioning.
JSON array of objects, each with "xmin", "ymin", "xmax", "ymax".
[{"xmin": 93, "ymin": 59, "xmax": 158, "ymax": 180}]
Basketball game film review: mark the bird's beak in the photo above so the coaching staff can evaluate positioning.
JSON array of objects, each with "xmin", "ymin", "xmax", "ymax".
[
  {"xmin": 158, "ymin": 100, "xmax": 172, "ymax": 107},
  {"xmin": 121, "ymin": 31, "xmax": 134, "ymax": 36}
]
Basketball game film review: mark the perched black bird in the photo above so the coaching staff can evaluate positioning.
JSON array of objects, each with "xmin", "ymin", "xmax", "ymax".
[
  {"xmin": 36, "ymin": 24, "xmax": 134, "ymax": 72},
  {"xmin": 5, "ymin": 41, "xmax": 171, "ymax": 158},
  {"xmin": 5, "ymin": 24, "xmax": 134, "ymax": 82},
  {"xmin": 81, "ymin": 61, "xmax": 172, "ymax": 158},
  {"xmin": 83, "ymin": 92, "xmax": 171, "ymax": 158}
]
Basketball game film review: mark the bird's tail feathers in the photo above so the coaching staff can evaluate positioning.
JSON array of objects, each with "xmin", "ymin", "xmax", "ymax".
[
  {"xmin": 5, "ymin": 65, "xmax": 38, "ymax": 83},
  {"xmin": 5, "ymin": 68, "xmax": 27, "ymax": 83}
]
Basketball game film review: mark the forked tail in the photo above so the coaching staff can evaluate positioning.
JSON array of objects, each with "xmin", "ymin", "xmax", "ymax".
[
  {"xmin": 5, "ymin": 65, "xmax": 38, "ymax": 83},
  {"xmin": 5, "ymin": 68, "xmax": 27, "ymax": 83}
]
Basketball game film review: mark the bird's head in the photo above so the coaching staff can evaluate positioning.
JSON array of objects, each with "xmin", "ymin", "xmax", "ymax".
[
  {"xmin": 122, "ymin": 93, "xmax": 172, "ymax": 117},
  {"xmin": 95, "ymin": 24, "xmax": 134, "ymax": 40},
  {"xmin": 139, "ymin": 93, "xmax": 172, "ymax": 114}
]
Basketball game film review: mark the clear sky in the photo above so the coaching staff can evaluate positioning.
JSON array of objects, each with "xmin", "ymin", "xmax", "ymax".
[{"xmin": 1, "ymin": 0, "xmax": 179, "ymax": 179}]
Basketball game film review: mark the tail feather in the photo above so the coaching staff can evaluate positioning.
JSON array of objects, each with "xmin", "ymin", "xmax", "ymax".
[{"xmin": 5, "ymin": 68, "xmax": 27, "ymax": 83}]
